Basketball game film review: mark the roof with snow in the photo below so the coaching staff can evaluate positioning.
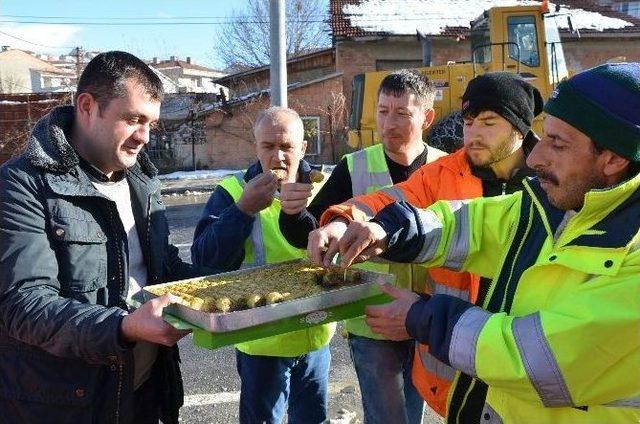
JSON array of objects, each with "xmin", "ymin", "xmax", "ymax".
[
  {"xmin": 329, "ymin": 0, "xmax": 640, "ymax": 38},
  {"xmin": 160, "ymin": 72, "xmax": 343, "ymax": 122},
  {"xmin": 153, "ymin": 59, "xmax": 225, "ymax": 74}
]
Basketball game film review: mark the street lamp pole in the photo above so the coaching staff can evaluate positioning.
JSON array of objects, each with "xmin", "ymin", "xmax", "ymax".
[{"xmin": 269, "ymin": 0, "xmax": 287, "ymax": 107}]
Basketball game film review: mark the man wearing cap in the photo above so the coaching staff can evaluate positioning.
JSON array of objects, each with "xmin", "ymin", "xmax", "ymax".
[
  {"xmin": 325, "ymin": 63, "xmax": 640, "ymax": 423},
  {"xmin": 309, "ymin": 72, "xmax": 543, "ymax": 418}
]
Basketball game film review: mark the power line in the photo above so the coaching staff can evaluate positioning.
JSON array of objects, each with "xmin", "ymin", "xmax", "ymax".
[
  {"xmin": 0, "ymin": 12, "xmax": 491, "ymax": 26},
  {"xmin": 0, "ymin": 14, "xmax": 329, "ymax": 20},
  {"xmin": 0, "ymin": 19, "xmax": 278, "ymax": 26},
  {"xmin": 0, "ymin": 9, "xmax": 487, "ymax": 20},
  {"xmin": 0, "ymin": 17, "xmax": 475, "ymax": 26},
  {"xmin": 0, "ymin": 29, "xmax": 74, "ymax": 49}
]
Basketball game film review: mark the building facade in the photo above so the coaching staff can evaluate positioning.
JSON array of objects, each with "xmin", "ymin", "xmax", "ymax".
[{"xmin": 330, "ymin": 0, "xmax": 640, "ymax": 110}]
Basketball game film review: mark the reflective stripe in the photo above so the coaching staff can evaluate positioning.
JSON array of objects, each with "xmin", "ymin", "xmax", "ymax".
[
  {"xmin": 444, "ymin": 201, "xmax": 471, "ymax": 271},
  {"xmin": 250, "ymin": 215, "xmax": 266, "ymax": 266},
  {"xmin": 233, "ymin": 172, "xmax": 246, "ymax": 186},
  {"xmin": 414, "ymin": 209, "xmax": 443, "ymax": 263},
  {"xmin": 418, "ymin": 348, "xmax": 457, "ymax": 382},
  {"xmin": 343, "ymin": 198, "xmax": 375, "ymax": 219},
  {"xmin": 605, "ymin": 396, "xmax": 640, "ymax": 408},
  {"xmin": 448, "ymin": 306, "xmax": 491, "ymax": 377},
  {"xmin": 425, "ymin": 274, "xmax": 470, "ymax": 302},
  {"xmin": 240, "ymin": 214, "xmax": 266, "ymax": 268},
  {"xmin": 350, "ymin": 149, "xmax": 392, "ymax": 195},
  {"xmin": 380, "ymin": 186, "xmax": 407, "ymax": 202},
  {"xmin": 434, "ymin": 283, "xmax": 470, "ymax": 301},
  {"xmin": 512, "ymin": 313, "xmax": 574, "ymax": 407},
  {"xmin": 425, "ymin": 272, "xmax": 470, "ymax": 300}
]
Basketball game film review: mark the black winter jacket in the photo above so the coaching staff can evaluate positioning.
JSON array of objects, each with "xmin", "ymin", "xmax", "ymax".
[{"xmin": 0, "ymin": 106, "xmax": 209, "ymax": 423}]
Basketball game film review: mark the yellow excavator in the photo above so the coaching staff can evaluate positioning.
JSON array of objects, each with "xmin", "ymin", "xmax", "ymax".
[{"xmin": 348, "ymin": 3, "xmax": 572, "ymax": 152}]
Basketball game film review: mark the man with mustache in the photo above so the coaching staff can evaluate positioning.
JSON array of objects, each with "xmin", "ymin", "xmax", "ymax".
[
  {"xmin": 191, "ymin": 106, "xmax": 335, "ymax": 424},
  {"xmin": 308, "ymin": 72, "xmax": 543, "ymax": 419},
  {"xmin": 279, "ymin": 70, "xmax": 447, "ymax": 424},
  {"xmin": 0, "ymin": 51, "xmax": 215, "ymax": 423},
  {"xmin": 323, "ymin": 63, "xmax": 640, "ymax": 423}
]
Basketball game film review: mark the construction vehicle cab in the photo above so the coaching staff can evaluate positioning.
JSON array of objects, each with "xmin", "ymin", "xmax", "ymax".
[{"xmin": 348, "ymin": 4, "xmax": 570, "ymax": 151}]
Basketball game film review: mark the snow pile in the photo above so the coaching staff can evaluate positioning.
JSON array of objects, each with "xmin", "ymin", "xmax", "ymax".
[
  {"xmin": 158, "ymin": 169, "xmax": 238, "ymax": 181},
  {"xmin": 0, "ymin": 99, "xmax": 63, "ymax": 105},
  {"xmin": 343, "ymin": 0, "xmax": 633, "ymax": 35}
]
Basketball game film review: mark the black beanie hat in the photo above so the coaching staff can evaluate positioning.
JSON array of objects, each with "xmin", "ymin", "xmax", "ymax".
[{"xmin": 461, "ymin": 72, "xmax": 544, "ymax": 137}]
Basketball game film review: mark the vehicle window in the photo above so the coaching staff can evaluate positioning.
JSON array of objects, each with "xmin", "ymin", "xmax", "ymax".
[{"xmin": 507, "ymin": 15, "xmax": 540, "ymax": 67}]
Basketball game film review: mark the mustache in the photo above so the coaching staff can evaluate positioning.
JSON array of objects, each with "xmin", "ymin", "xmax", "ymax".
[
  {"xmin": 535, "ymin": 170, "xmax": 559, "ymax": 186},
  {"xmin": 466, "ymin": 141, "xmax": 489, "ymax": 149}
]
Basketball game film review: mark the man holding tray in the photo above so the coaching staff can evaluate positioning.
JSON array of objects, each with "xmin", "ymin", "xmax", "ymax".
[
  {"xmin": 0, "ymin": 51, "xmax": 213, "ymax": 422},
  {"xmin": 192, "ymin": 106, "xmax": 334, "ymax": 424}
]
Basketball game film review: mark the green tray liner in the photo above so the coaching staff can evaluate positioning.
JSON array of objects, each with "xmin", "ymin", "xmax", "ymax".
[{"xmin": 164, "ymin": 293, "xmax": 393, "ymax": 350}]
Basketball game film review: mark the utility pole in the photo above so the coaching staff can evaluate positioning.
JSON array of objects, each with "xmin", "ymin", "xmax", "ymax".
[
  {"xmin": 190, "ymin": 110, "xmax": 197, "ymax": 171},
  {"xmin": 269, "ymin": 0, "xmax": 287, "ymax": 107},
  {"xmin": 74, "ymin": 46, "xmax": 84, "ymax": 81}
]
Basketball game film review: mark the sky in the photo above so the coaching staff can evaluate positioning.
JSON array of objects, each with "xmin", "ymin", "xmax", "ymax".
[{"xmin": 0, "ymin": 0, "xmax": 276, "ymax": 70}]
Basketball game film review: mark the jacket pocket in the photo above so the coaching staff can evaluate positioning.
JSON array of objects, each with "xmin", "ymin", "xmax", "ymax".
[{"xmin": 50, "ymin": 215, "xmax": 108, "ymax": 293}]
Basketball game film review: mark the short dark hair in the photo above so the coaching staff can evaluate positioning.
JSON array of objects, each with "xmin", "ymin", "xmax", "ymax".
[
  {"xmin": 75, "ymin": 51, "xmax": 163, "ymax": 110},
  {"xmin": 377, "ymin": 69, "xmax": 436, "ymax": 109}
]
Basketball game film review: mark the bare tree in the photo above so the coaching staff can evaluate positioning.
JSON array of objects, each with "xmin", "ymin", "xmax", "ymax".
[{"xmin": 215, "ymin": 0, "xmax": 330, "ymax": 71}]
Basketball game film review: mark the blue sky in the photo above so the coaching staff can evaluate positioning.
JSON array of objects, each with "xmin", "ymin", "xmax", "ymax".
[{"xmin": 0, "ymin": 1, "xmax": 265, "ymax": 69}]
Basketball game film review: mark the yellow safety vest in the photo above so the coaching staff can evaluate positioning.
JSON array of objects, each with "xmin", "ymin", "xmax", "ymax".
[
  {"xmin": 218, "ymin": 171, "xmax": 336, "ymax": 357},
  {"xmin": 343, "ymin": 144, "xmax": 444, "ymax": 339}
]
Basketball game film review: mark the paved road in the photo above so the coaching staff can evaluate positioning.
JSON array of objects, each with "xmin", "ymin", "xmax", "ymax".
[{"xmin": 163, "ymin": 194, "xmax": 441, "ymax": 424}]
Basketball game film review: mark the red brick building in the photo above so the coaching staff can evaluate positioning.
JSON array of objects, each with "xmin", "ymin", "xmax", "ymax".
[
  {"xmin": 202, "ymin": 71, "xmax": 345, "ymax": 169},
  {"xmin": 163, "ymin": 48, "xmax": 349, "ymax": 170}
]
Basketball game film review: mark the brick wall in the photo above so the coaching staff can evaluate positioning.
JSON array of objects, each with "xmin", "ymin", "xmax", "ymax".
[
  {"xmin": 201, "ymin": 75, "xmax": 347, "ymax": 169},
  {"xmin": 562, "ymin": 36, "xmax": 640, "ymax": 71},
  {"xmin": 0, "ymin": 92, "xmax": 71, "ymax": 165}
]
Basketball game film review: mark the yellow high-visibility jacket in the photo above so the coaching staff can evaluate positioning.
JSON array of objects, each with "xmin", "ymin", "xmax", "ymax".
[{"xmin": 373, "ymin": 175, "xmax": 640, "ymax": 423}]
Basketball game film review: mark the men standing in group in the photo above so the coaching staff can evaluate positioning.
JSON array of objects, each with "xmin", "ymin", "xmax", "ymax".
[
  {"xmin": 309, "ymin": 72, "xmax": 543, "ymax": 417},
  {"xmin": 0, "ymin": 51, "xmax": 212, "ymax": 423},
  {"xmin": 321, "ymin": 63, "xmax": 640, "ymax": 423},
  {"xmin": 278, "ymin": 70, "xmax": 446, "ymax": 423},
  {"xmin": 191, "ymin": 106, "xmax": 334, "ymax": 424}
]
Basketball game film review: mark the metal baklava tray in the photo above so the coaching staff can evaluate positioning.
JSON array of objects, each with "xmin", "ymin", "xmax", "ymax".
[{"xmin": 142, "ymin": 259, "xmax": 394, "ymax": 333}]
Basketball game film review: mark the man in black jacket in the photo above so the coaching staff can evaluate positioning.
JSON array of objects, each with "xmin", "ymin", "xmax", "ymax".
[{"xmin": 0, "ymin": 51, "xmax": 212, "ymax": 423}]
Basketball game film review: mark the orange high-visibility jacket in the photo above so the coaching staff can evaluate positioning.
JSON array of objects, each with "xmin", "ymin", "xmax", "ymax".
[{"xmin": 320, "ymin": 148, "xmax": 483, "ymax": 416}]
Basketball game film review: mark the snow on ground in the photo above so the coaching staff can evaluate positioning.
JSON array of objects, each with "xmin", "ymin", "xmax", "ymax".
[
  {"xmin": 159, "ymin": 166, "xmax": 336, "ymax": 182},
  {"xmin": 158, "ymin": 169, "xmax": 238, "ymax": 181},
  {"xmin": 343, "ymin": 0, "xmax": 632, "ymax": 36}
]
